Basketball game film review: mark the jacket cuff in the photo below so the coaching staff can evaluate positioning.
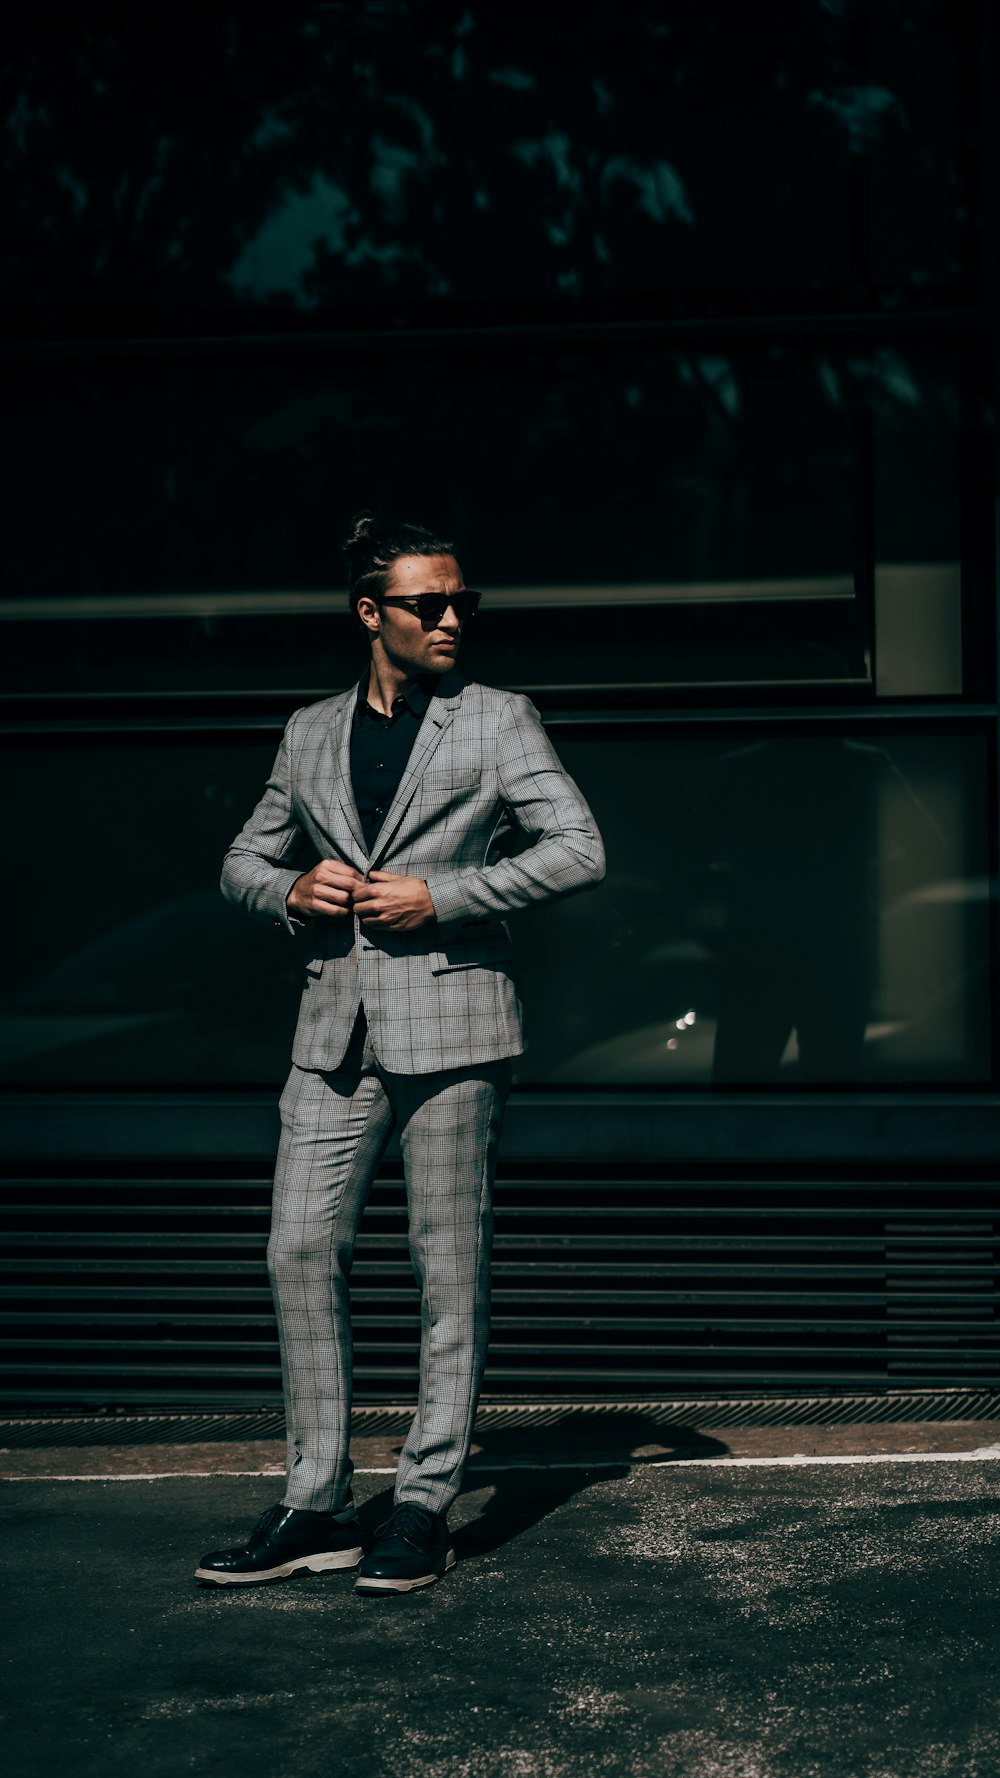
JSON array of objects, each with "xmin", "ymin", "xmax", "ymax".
[
  {"xmin": 270, "ymin": 870, "xmax": 309, "ymax": 936},
  {"xmin": 425, "ymin": 870, "xmax": 489, "ymax": 933}
]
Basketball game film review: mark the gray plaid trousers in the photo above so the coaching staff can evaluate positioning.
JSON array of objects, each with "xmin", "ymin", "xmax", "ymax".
[{"xmin": 268, "ymin": 1014, "xmax": 510, "ymax": 1516}]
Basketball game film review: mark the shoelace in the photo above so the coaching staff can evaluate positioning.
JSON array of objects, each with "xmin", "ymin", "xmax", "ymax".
[
  {"xmin": 375, "ymin": 1502, "xmax": 437, "ymax": 1546},
  {"xmin": 249, "ymin": 1502, "xmax": 286, "ymax": 1543}
]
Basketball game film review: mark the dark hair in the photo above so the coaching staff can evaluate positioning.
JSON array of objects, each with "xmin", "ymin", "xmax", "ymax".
[{"xmin": 342, "ymin": 511, "xmax": 455, "ymax": 615}]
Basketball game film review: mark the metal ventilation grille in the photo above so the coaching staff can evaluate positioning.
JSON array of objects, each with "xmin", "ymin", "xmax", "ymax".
[
  {"xmin": 1, "ymin": 1167, "xmax": 997, "ymax": 1408},
  {"xmin": 2, "ymin": 1390, "xmax": 999, "ymax": 1448}
]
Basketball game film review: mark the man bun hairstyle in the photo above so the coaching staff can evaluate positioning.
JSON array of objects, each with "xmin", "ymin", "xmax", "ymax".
[{"xmin": 343, "ymin": 510, "xmax": 455, "ymax": 615}]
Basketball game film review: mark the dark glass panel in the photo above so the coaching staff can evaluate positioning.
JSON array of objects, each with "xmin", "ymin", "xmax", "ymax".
[
  {"xmin": 872, "ymin": 344, "xmax": 963, "ymax": 696},
  {"xmin": 0, "ymin": 725, "xmax": 991, "ymax": 1089},
  {"xmin": 0, "ymin": 735, "xmax": 302, "ymax": 1085},
  {"xmin": 2, "ymin": 343, "xmax": 864, "ymax": 694},
  {"xmin": 4, "ymin": 2, "xmax": 979, "ymax": 330},
  {"xmin": 517, "ymin": 726, "xmax": 993, "ymax": 1088},
  {"xmin": 7, "ymin": 337, "xmax": 982, "ymax": 703}
]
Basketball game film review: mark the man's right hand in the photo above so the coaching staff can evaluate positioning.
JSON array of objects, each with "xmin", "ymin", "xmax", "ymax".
[{"xmin": 286, "ymin": 860, "xmax": 364, "ymax": 919}]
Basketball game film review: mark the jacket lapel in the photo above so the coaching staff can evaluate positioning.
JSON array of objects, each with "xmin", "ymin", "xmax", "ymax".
[
  {"xmin": 369, "ymin": 673, "xmax": 465, "ymax": 867},
  {"xmin": 330, "ymin": 689, "xmax": 368, "ymax": 862}
]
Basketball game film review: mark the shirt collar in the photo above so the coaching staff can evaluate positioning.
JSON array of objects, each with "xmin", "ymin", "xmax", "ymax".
[{"xmin": 356, "ymin": 673, "xmax": 433, "ymax": 722}]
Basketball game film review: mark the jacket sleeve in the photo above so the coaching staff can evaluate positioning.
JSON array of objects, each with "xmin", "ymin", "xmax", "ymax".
[
  {"xmin": 426, "ymin": 693, "xmax": 606, "ymax": 932},
  {"xmin": 220, "ymin": 718, "xmax": 312, "ymax": 935}
]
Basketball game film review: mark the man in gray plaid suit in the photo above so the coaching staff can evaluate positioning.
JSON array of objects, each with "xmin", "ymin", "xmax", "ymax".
[{"xmin": 196, "ymin": 513, "xmax": 605, "ymax": 1594}]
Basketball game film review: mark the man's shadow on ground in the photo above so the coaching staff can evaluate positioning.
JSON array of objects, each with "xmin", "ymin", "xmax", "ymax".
[{"xmin": 360, "ymin": 1413, "xmax": 730, "ymax": 1560}]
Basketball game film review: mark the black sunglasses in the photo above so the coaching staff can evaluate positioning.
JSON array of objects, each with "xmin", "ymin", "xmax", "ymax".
[{"xmin": 379, "ymin": 589, "xmax": 481, "ymax": 625}]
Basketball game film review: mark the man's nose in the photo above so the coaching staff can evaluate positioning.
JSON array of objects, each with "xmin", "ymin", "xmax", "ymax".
[{"xmin": 439, "ymin": 602, "xmax": 462, "ymax": 631}]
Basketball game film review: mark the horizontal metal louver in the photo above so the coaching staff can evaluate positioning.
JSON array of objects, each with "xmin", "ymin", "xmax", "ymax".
[{"xmin": 1, "ymin": 1166, "xmax": 997, "ymax": 1407}]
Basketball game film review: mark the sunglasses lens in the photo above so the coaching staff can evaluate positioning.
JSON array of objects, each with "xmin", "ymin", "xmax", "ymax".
[
  {"xmin": 416, "ymin": 592, "xmax": 480, "ymax": 622},
  {"xmin": 445, "ymin": 592, "xmax": 479, "ymax": 620}
]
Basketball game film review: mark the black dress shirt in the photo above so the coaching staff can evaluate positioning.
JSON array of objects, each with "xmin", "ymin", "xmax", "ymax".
[{"xmin": 349, "ymin": 674, "xmax": 432, "ymax": 854}]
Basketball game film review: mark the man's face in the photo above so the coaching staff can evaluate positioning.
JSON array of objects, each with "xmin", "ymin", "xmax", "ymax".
[{"xmin": 360, "ymin": 552, "xmax": 468, "ymax": 678}]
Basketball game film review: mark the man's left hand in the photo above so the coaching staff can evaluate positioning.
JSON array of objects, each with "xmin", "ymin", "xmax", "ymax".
[{"xmin": 352, "ymin": 871, "xmax": 435, "ymax": 931}]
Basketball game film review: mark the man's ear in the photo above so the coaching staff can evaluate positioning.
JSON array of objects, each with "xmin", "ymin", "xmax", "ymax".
[{"xmin": 356, "ymin": 595, "xmax": 380, "ymax": 634}]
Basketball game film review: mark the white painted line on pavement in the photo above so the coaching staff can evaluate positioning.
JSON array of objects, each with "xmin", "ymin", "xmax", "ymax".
[
  {"xmin": 4, "ymin": 1446, "xmax": 1000, "ymax": 1481},
  {"xmin": 0, "ymin": 1468, "xmax": 292, "ymax": 1481}
]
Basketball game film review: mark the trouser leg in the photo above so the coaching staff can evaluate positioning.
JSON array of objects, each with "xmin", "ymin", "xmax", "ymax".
[
  {"xmin": 268, "ymin": 1021, "xmax": 394, "ymax": 1513},
  {"xmin": 386, "ymin": 1058, "xmax": 511, "ymax": 1516}
]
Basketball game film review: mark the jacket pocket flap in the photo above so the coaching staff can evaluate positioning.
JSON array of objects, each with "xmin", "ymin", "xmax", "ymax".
[
  {"xmin": 419, "ymin": 768, "xmax": 481, "ymax": 793},
  {"xmin": 429, "ymin": 935, "xmax": 513, "ymax": 975}
]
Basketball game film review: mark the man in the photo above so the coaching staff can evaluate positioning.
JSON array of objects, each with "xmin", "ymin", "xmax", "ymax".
[{"xmin": 196, "ymin": 513, "xmax": 605, "ymax": 1594}]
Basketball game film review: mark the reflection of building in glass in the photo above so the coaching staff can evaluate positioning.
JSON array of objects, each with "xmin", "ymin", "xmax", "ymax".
[
  {"xmin": 510, "ymin": 734, "xmax": 991, "ymax": 1090},
  {"xmin": 708, "ymin": 738, "xmax": 944, "ymax": 1086}
]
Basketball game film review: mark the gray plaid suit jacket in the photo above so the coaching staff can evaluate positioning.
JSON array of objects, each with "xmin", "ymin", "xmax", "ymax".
[{"xmin": 221, "ymin": 672, "xmax": 606, "ymax": 1073}]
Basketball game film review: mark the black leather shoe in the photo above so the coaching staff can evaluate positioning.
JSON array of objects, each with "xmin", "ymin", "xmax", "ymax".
[
  {"xmin": 195, "ymin": 1503, "xmax": 363, "ymax": 1585},
  {"xmin": 353, "ymin": 1502, "xmax": 455, "ymax": 1594}
]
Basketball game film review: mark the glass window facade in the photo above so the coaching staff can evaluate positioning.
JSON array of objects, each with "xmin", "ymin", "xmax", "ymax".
[
  {"xmin": 1, "ymin": 0, "xmax": 996, "ymax": 1122},
  {"xmin": 0, "ymin": 722, "xmax": 993, "ymax": 1091},
  {"xmin": 2, "ymin": 334, "xmax": 990, "ymax": 702},
  {"xmin": 4, "ymin": 4, "xmax": 981, "ymax": 326}
]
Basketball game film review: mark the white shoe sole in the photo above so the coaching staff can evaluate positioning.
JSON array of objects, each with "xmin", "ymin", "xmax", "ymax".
[
  {"xmin": 353, "ymin": 1549, "xmax": 456, "ymax": 1594},
  {"xmin": 195, "ymin": 1547, "xmax": 363, "ymax": 1584}
]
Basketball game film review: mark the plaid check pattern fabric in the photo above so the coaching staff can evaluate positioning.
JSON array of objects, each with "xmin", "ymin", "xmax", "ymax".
[
  {"xmin": 220, "ymin": 672, "xmax": 606, "ymax": 1074},
  {"xmin": 222, "ymin": 673, "xmax": 605, "ymax": 1514},
  {"xmin": 269, "ymin": 1015, "xmax": 509, "ymax": 1515}
]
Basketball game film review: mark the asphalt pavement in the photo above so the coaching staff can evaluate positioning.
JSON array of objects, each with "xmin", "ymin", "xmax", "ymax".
[{"xmin": 3, "ymin": 1430, "xmax": 999, "ymax": 1778}]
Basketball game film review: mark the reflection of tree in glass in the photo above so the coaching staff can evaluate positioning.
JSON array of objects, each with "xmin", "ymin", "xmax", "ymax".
[{"xmin": 3, "ymin": 2, "xmax": 960, "ymax": 326}]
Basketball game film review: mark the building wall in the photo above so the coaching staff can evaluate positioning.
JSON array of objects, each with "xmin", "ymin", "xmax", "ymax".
[{"xmin": 2, "ymin": 4, "xmax": 997, "ymax": 1402}]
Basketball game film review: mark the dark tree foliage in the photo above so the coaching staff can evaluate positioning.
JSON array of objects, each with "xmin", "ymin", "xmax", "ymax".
[{"xmin": 1, "ymin": 0, "xmax": 976, "ymax": 333}]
